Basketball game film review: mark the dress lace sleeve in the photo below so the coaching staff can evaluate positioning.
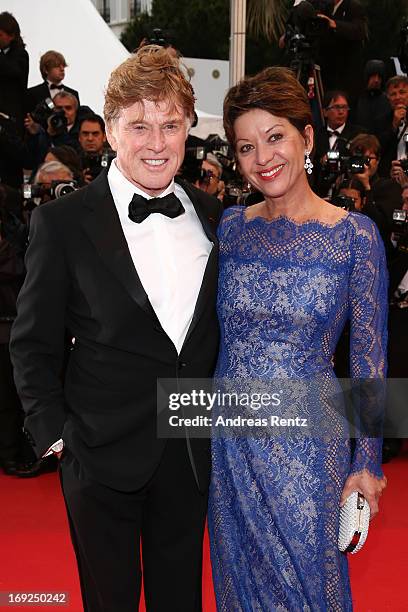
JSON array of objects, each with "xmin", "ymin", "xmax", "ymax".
[{"xmin": 348, "ymin": 214, "xmax": 388, "ymax": 478}]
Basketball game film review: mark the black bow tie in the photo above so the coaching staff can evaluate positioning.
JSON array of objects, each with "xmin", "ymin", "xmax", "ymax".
[
  {"xmin": 50, "ymin": 84, "xmax": 63, "ymax": 90},
  {"xmin": 328, "ymin": 130, "xmax": 340, "ymax": 137},
  {"xmin": 128, "ymin": 192, "xmax": 185, "ymax": 224}
]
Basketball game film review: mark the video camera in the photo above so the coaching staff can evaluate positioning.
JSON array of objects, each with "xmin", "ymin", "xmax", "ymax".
[
  {"xmin": 30, "ymin": 98, "xmax": 67, "ymax": 135},
  {"xmin": 285, "ymin": 0, "xmax": 334, "ymax": 61},
  {"xmin": 81, "ymin": 150, "xmax": 116, "ymax": 181}
]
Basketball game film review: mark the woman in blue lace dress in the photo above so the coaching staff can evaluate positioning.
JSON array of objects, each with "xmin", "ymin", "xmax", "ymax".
[{"xmin": 208, "ymin": 67, "xmax": 388, "ymax": 611}]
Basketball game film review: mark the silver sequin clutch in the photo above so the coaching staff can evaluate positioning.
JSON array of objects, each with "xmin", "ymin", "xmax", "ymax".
[{"xmin": 338, "ymin": 491, "xmax": 370, "ymax": 554}]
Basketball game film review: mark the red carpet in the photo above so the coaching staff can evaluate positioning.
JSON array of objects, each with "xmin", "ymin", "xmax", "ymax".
[{"xmin": 1, "ymin": 447, "xmax": 407, "ymax": 611}]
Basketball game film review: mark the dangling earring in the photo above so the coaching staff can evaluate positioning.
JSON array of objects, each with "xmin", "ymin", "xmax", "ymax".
[
  {"xmin": 304, "ymin": 151, "xmax": 313, "ymax": 174},
  {"xmin": 246, "ymin": 181, "xmax": 252, "ymax": 192}
]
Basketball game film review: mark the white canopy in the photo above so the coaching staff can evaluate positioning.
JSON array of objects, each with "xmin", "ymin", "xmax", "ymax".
[{"xmin": 0, "ymin": 0, "xmax": 223, "ymax": 136}]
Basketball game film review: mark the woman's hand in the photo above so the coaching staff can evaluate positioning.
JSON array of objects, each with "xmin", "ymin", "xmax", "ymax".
[{"xmin": 340, "ymin": 470, "xmax": 387, "ymax": 518}]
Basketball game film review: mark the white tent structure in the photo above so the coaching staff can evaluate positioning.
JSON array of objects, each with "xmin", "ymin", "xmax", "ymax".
[
  {"xmin": 0, "ymin": 0, "xmax": 129, "ymax": 115},
  {"xmin": 0, "ymin": 0, "xmax": 223, "ymax": 136}
]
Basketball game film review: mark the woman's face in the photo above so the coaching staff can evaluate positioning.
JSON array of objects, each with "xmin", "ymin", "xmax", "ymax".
[{"xmin": 234, "ymin": 109, "xmax": 312, "ymax": 200}]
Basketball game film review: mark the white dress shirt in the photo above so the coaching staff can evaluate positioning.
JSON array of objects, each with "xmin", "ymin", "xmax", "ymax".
[
  {"xmin": 327, "ymin": 123, "xmax": 345, "ymax": 150},
  {"xmin": 108, "ymin": 160, "xmax": 213, "ymax": 354}
]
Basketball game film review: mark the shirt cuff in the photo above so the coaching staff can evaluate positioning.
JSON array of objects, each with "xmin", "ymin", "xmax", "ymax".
[{"xmin": 42, "ymin": 439, "xmax": 64, "ymax": 457}]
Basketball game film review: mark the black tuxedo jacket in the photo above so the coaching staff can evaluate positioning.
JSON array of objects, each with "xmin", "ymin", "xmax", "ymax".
[
  {"xmin": 25, "ymin": 81, "xmax": 80, "ymax": 113},
  {"xmin": 10, "ymin": 171, "xmax": 222, "ymax": 492},
  {"xmin": 314, "ymin": 121, "xmax": 366, "ymax": 161}
]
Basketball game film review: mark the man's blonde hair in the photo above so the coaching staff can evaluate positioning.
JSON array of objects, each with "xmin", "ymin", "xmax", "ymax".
[{"xmin": 104, "ymin": 45, "xmax": 195, "ymax": 126}]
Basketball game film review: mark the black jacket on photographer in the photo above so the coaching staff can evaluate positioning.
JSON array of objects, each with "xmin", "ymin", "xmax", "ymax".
[
  {"xmin": 318, "ymin": 0, "xmax": 367, "ymax": 108},
  {"xmin": 0, "ymin": 37, "xmax": 29, "ymax": 136}
]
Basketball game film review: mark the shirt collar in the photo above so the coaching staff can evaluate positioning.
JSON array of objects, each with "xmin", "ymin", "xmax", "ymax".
[
  {"xmin": 333, "ymin": 0, "xmax": 344, "ymax": 15},
  {"xmin": 327, "ymin": 123, "xmax": 345, "ymax": 134}
]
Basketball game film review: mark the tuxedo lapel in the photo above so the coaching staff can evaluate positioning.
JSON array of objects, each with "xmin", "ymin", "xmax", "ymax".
[
  {"xmin": 80, "ymin": 171, "xmax": 159, "ymax": 323},
  {"xmin": 176, "ymin": 177, "xmax": 218, "ymax": 243}
]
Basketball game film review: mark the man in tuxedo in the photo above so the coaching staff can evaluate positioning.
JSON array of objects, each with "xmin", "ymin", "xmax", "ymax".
[
  {"xmin": 378, "ymin": 76, "xmax": 408, "ymax": 178},
  {"xmin": 313, "ymin": 90, "xmax": 365, "ymax": 196},
  {"xmin": 11, "ymin": 45, "xmax": 222, "ymax": 612},
  {"xmin": 25, "ymin": 50, "xmax": 79, "ymax": 114}
]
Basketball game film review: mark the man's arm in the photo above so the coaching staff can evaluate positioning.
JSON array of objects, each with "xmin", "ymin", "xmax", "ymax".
[{"xmin": 10, "ymin": 205, "xmax": 70, "ymax": 457}]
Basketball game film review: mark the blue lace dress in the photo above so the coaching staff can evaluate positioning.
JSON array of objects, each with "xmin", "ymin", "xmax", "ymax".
[{"xmin": 208, "ymin": 207, "xmax": 387, "ymax": 612}]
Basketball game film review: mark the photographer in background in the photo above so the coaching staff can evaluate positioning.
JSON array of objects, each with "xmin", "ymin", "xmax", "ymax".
[
  {"xmin": 317, "ymin": 0, "xmax": 367, "ymax": 108},
  {"xmin": 313, "ymin": 90, "xmax": 365, "ymax": 196},
  {"xmin": 355, "ymin": 60, "xmax": 393, "ymax": 135},
  {"xmin": 78, "ymin": 114, "xmax": 115, "ymax": 184},
  {"xmin": 0, "ymin": 12, "xmax": 29, "ymax": 138},
  {"xmin": 29, "ymin": 160, "xmax": 75, "ymax": 206},
  {"xmin": 378, "ymin": 76, "xmax": 408, "ymax": 178},
  {"xmin": 26, "ymin": 50, "xmax": 80, "ymax": 114},
  {"xmin": 24, "ymin": 91, "xmax": 93, "ymax": 172},
  {"xmin": 194, "ymin": 153, "xmax": 224, "ymax": 201}
]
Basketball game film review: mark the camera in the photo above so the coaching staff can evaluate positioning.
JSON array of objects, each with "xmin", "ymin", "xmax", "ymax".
[
  {"xmin": 392, "ymin": 209, "xmax": 408, "ymax": 252},
  {"xmin": 323, "ymin": 151, "xmax": 369, "ymax": 176},
  {"xmin": 23, "ymin": 180, "xmax": 77, "ymax": 203},
  {"xmin": 81, "ymin": 151, "xmax": 116, "ymax": 181},
  {"xmin": 399, "ymin": 157, "xmax": 408, "ymax": 176},
  {"xmin": 30, "ymin": 98, "xmax": 68, "ymax": 135},
  {"xmin": 331, "ymin": 194, "xmax": 356, "ymax": 211},
  {"xmin": 285, "ymin": 0, "xmax": 333, "ymax": 61}
]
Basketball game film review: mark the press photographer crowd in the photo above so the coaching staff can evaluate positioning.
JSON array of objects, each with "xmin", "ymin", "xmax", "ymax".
[{"xmin": 0, "ymin": 1, "xmax": 407, "ymax": 477}]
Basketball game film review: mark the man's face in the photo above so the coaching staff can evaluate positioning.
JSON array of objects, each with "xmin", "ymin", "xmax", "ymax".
[
  {"xmin": 387, "ymin": 83, "xmax": 408, "ymax": 110},
  {"xmin": 54, "ymin": 95, "xmax": 77, "ymax": 126},
  {"xmin": 324, "ymin": 96, "xmax": 350, "ymax": 130},
  {"xmin": 107, "ymin": 99, "xmax": 189, "ymax": 196},
  {"xmin": 0, "ymin": 29, "xmax": 14, "ymax": 49},
  {"xmin": 79, "ymin": 120, "xmax": 106, "ymax": 154},
  {"xmin": 367, "ymin": 74, "xmax": 382, "ymax": 91},
  {"xmin": 200, "ymin": 159, "xmax": 222, "ymax": 196},
  {"xmin": 47, "ymin": 64, "xmax": 65, "ymax": 84}
]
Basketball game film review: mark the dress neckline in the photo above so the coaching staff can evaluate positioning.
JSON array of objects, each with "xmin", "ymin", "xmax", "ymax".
[{"xmin": 241, "ymin": 206, "xmax": 351, "ymax": 230}]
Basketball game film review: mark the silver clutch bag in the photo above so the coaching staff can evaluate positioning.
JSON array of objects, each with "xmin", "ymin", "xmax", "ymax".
[{"xmin": 338, "ymin": 491, "xmax": 370, "ymax": 554}]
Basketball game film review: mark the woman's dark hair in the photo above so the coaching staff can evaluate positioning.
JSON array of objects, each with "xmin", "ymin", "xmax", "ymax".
[
  {"xmin": 223, "ymin": 66, "xmax": 313, "ymax": 149},
  {"xmin": 0, "ymin": 12, "xmax": 25, "ymax": 47},
  {"xmin": 45, "ymin": 146, "xmax": 83, "ymax": 184}
]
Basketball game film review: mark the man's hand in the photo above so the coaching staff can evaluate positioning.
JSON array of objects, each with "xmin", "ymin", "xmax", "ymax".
[
  {"xmin": 47, "ymin": 115, "xmax": 57, "ymax": 137},
  {"xmin": 317, "ymin": 13, "xmax": 336, "ymax": 29},
  {"xmin": 24, "ymin": 113, "xmax": 40, "ymax": 135},
  {"xmin": 392, "ymin": 104, "xmax": 407, "ymax": 130},
  {"xmin": 354, "ymin": 166, "xmax": 371, "ymax": 191},
  {"xmin": 391, "ymin": 159, "xmax": 408, "ymax": 186}
]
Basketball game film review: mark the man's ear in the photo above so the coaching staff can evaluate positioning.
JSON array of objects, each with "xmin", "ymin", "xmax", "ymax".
[{"xmin": 106, "ymin": 123, "xmax": 117, "ymax": 152}]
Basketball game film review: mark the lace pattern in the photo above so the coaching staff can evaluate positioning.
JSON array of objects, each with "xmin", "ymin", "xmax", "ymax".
[{"xmin": 209, "ymin": 207, "xmax": 388, "ymax": 611}]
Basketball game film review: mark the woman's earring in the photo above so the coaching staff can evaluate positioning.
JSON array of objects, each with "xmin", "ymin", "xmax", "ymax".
[
  {"xmin": 246, "ymin": 181, "xmax": 252, "ymax": 192},
  {"xmin": 304, "ymin": 151, "xmax": 313, "ymax": 174}
]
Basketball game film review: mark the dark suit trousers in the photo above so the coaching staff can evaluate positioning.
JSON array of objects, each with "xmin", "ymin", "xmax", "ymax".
[
  {"xmin": 60, "ymin": 439, "xmax": 208, "ymax": 612},
  {"xmin": 0, "ymin": 343, "xmax": 23, "ymax": 461}
]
